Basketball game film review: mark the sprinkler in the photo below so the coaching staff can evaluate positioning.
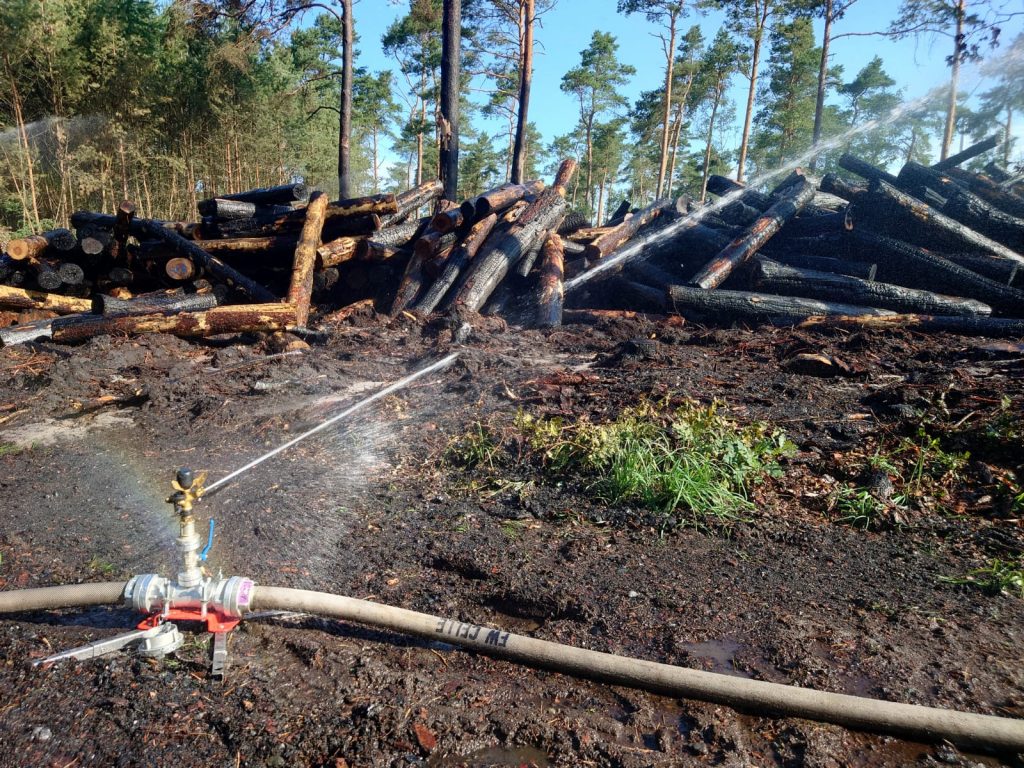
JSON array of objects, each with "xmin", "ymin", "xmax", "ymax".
[
  {"xmin": 31, "ymin": 353, "xmax": 461, "ymax": 678},
  {"xmin": 37, "ymin": 467, "xmax": 255, "ymax": 678}
]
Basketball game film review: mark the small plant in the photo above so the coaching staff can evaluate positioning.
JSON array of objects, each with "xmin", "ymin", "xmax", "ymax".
[
  {"xmin": 942, "ymin": 558, "xmax": 1024, "ymax": 598},
  {"xmin": 87, "ymin": 556, "xmax": 116, "ymax": 575},
  {"xmin": 833, "ymin": 486, "xmax": 888, "ymax": 530},
  {"xmin": 0, "ymin": 443, "xmax": 21, "ymax": 458},
  {"xmin": 899, "ymin": 427, "xmax": 968, "ymax": 495},
  {"xmin": 446, "ymin": 423, "xmax": 499, "ymax": 469}
]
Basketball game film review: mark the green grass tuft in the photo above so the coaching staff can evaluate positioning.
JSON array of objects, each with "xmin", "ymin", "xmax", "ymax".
[
  {"xmin": 450, "ymin": 399, "xmax": 794, "ymax": 530},
  {"xmin": 942, "ymin": 558, "xmax": 1024, "ymax": 598}
]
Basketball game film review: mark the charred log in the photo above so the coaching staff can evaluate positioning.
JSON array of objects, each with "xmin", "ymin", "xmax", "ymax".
[
  {"xmin": 838, "ymin": 154, "xmax": 899, "ymax": 185},
  {"xmin": 931, "ymin": 134, "xmax": 1001, "ymax": 171},
  {"xmin": 665, "ymin": 284, "xmax": 894, "ymax": 323},
  {"xmin": 689, "ymin": 179, "xmax": 816, "ymax": 290},
  {"xmin": 843, "ymin": 229, "xmax": 1024, "ymax": 315},
  {"xmin": 751, "ymin": 257, "xmax": 991, "ymax": 316},
  {"xmin": 414, "ymin": 213, "xmax": 498, "ymax": 314},
  {"xmin": 847, "ymin": 180, "xmax": 1024, "ymax": 266}
]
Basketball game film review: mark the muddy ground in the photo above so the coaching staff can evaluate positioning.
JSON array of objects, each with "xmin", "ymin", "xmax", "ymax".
[{"xmin": 0, "ymin": 307, "xmax": 1022, "ymax": 767}]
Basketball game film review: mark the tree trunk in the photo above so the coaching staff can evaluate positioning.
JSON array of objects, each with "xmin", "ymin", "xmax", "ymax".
[
  {"xmin": 838, "ymin": 153, "xmax": 900, "ymax": 185},
  {"xmin": 656, "ymin": 13, "xmax": 678, "ymax": 198},
  {"xmin": 511, "ymin": 0, "xmax": 534, "ymax": 184},
  {"xmin": 940, "ymin": 0, "xmax": 965, "ymax": 162},
  {"xmin": 585, "ymin": 112, "xmax": 595, "ymax": 210},
  {"xmin": 667, "ymin": 99, "xmax": 686, "ymax": 199},
  {"xmin": 842, "ymin": 229, "xmax": 1024, "ymax": 315},
  {"xmin": 3, "ymin": 53, "xmax": 40, "ymax": 231},
  {"xmin": 701, "ymin": 92, "xmax": 723, "ymax": 202},
  {"xmin": 798, "ymin": 313, "xmax": 1024, "ymax": 337},
  {"xmin": 49, "ymin": 304, "xmax": 294, "ymax": 344},
  {"xmin": 736, "ymin": 30, "xmax": 763, "ymax": 183},
  {"xmin": 812, "ymin": 0, "xmax": 833, "ymax": 152},
  {"xmin": 585, "ymin": 197, "xmax": 665, "ymax": 261},
  {"xmin": 339, "ymin": 0, "xmax": 354, "ymax": 198},
  {"xmin": 932, "ymin": 133, "xmax": 1000, "ymax": 172},
  {"xmin": 440, "ymin": 0, "xmax": 461, "ymax": 201},
  {"xmin": 0, "ymin": 285, "xmax": 92, "ymax": 315}
]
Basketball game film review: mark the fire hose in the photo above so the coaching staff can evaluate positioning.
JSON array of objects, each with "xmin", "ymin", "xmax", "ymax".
[{"xmin": 1, "ymin": 581, "xmax": 1023, "ymax": 754}]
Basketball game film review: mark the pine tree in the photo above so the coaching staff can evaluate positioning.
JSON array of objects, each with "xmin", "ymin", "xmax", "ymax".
[
  {"xmin": 749, "ymin": 17, "xmax": 821, "ymax": 174},
  {"xmin": 560, "ymin": 31, "xmax": 635, "ymax": 214}
]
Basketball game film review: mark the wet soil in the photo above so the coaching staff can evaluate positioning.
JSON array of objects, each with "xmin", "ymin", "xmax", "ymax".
[{"xmin": 0, "ymin": 308, "xmax": 1022, "ymax": 767}]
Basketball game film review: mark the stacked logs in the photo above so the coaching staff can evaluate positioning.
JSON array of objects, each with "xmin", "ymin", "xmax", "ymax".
[
  {"xmin": 577, "ymin": 135, "xmax": 1024, "ymax": 338},
  {"xmin": 4, "ymin": 137, "xmax": 1024, "ymax": 346}
]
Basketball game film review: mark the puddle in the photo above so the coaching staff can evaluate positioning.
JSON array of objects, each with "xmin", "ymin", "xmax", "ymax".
[
  {"xmin": 429, "ymin": 746, "xmax": 549, "ymax": 767},
  {"xmin": 678, "ymin": 639, "xmax": 750, "ymax": 677},
  {"xmin": 0, "ymin": 410, "xmax": 135, "ymax": 448}
]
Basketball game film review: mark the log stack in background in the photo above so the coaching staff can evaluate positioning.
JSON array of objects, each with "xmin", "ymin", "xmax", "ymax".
[{"xmin": 4, "ymin": 135, "xmax": 1024, "ymax": 347}]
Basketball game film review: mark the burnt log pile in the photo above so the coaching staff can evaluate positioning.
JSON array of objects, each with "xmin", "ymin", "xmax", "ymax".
[
  {"xmin": 571, "ymin": 136, "xmax": 1024, "ymax": 337},
  {"xmin": 4, "ymin": 136, "xmax": 1024, "ymax": 347}
]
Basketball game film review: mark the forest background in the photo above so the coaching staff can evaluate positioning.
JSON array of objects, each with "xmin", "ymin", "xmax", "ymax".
[{"xmin": 1, "ymin": 0, "xmax": 1022, "ymax": 240}]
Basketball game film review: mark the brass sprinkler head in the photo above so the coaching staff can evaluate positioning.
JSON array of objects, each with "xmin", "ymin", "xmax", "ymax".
[{"xmin": 168, "ymin": 467, "xmax": 206, "ymax": 517}]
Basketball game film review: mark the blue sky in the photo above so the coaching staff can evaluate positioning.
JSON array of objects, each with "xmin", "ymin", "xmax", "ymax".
[{"xmin": 353, "ymin": 0, "xmax": 1024, "ymax": 164}]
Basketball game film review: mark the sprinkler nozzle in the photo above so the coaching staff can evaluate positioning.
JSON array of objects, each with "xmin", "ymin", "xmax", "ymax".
[{"xmin": 168, "ymin": 467, "xmax": 206, "ymax": 516}]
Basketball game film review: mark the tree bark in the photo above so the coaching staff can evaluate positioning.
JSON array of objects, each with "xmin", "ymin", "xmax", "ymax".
[
  {"xmin": 940, "ymin": 0, "xmax": 965, "ymax": 162},
  {"xmin": 751, "ymin": 256, "xmax": 991, "ymax": 316},
  {"xmin": 381, "ymin": 179, "xmax": 444, "ymax": 227},
  {"xmin": 50, "ymin": 303, "xmax": 294, "ymax": 344},
  {"xmin": 842, "ymin": 229, "xmax": 1024, "ymax": 315},
  {"xmin": 339, "ymin": 0, "xmax": 354, "ymax": 198},
  {"xmin": 413, "ymin": 212, "xmax": 498, "ymax": 314},
  {"xmin": 440, "ymin": 0, "xmax": 461, "ymax": 200},
  {"xmin": 656, "ymin": 12, "xmax": 678, "ymax": 198},
  {"xmin": 429, "ymin": 208, "xmax": 464, "ymax": 234},
  {"xmin": 211, "ymin": 183, "xmax": 309, "ymax": 207},
  {"xmin": 535, "ymin": 232, "xmax": 565, "ymax": 327},
  {"xmin": 798, "ymin": 313, "xmax": 1024, "ymax": 337},
  {"xmin": 316, "ymin": 236, "xmax": 364, "ymax": 268},
  {"xmin": 462, "ymin": 179, "xmax": 544, "ymax": 221},
  {"xmin": 736, "ymin": 28, "xmax": 763, "ymax": 183},
  {"xmin": 511, "ymin": 0, "xmax": 534, "ymax": 184},
  {"xmin": 93, "ymin": 289, "xmax": 218, "ymax": 316},
  {"xmin": 584, "ymin": 198, "xmax": 666, "ymax": 261},
  {"xmin": 0, "ymin": 285, "xmax": 92, "ymax": 315},
  {"xmin": 838, "ymin": 154, "xmax": 900, "ymax": 185},
  {"xmin": 287, "ymin": 192, "xmax": 329, "ymax": 326},
  {"xmin": 819, "ymin": 173, "xmax": 867, "ymax": 201},
  {"xmin": 689, "ymin": 179, "xmax": 816, "ymax": 290}
]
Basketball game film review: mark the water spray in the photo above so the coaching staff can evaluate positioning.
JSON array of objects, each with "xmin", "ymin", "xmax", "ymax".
[{"xmin": 25, "ymin": 352, "xmax": 460, "ymax": 677}]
